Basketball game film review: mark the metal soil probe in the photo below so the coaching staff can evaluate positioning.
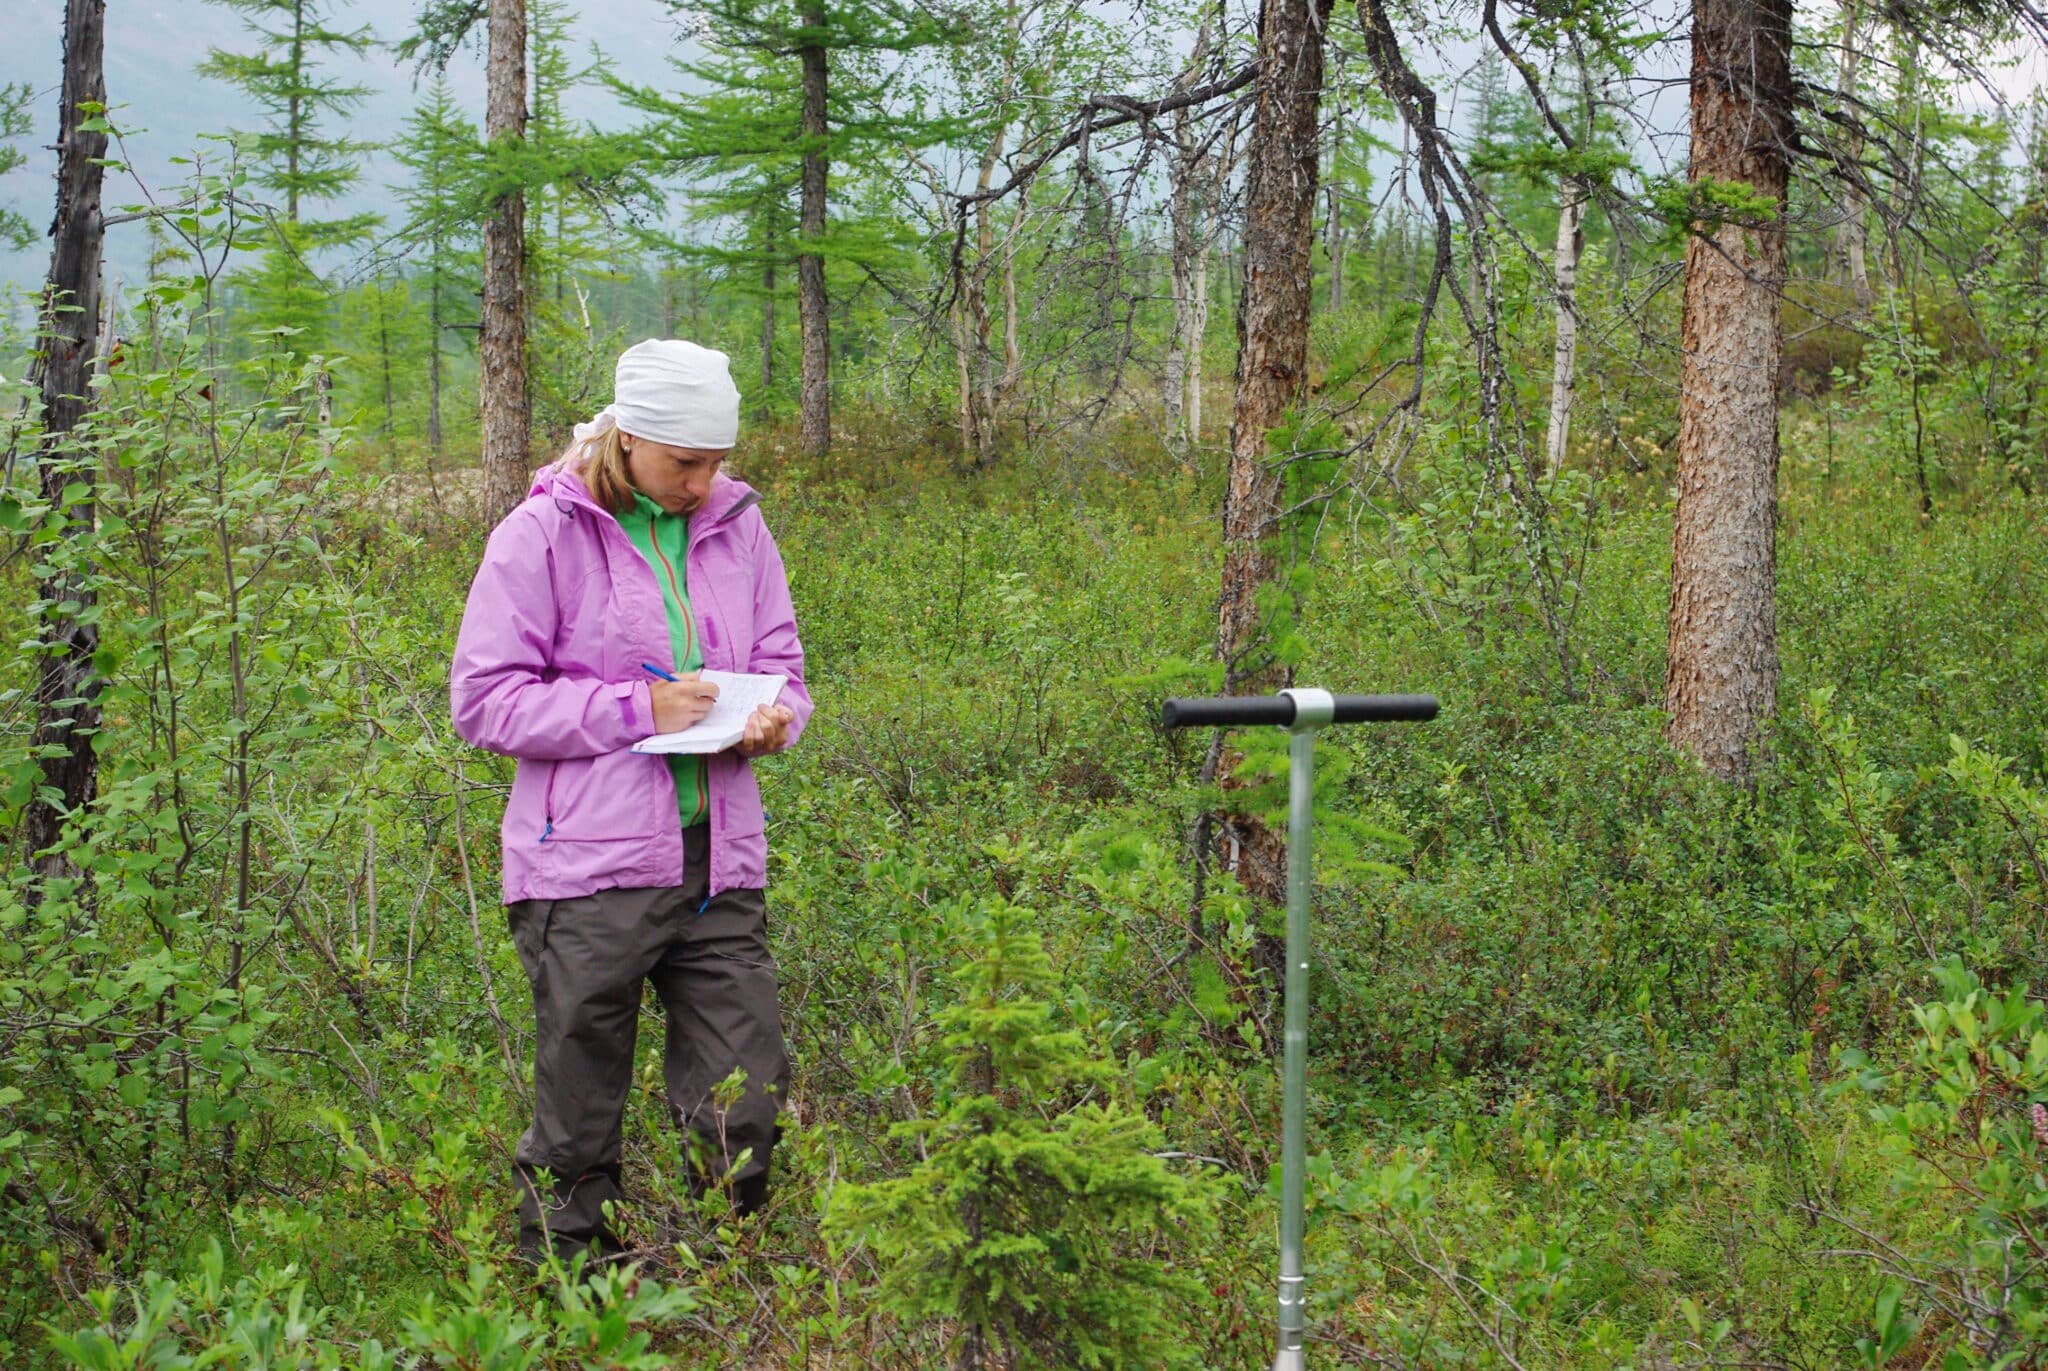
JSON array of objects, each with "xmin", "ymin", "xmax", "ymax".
[{"xmin": 1163, "ymin": 688, "xmax": 1439, "ymax": 1371}]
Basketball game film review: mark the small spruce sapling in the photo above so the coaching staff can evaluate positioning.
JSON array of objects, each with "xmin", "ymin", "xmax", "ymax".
[{"xmin": 825, "ymin": 898, "xmax": 1214, "ymax": 1369}]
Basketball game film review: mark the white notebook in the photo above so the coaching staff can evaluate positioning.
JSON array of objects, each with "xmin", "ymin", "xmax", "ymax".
[{"xmin": 632, "ymin": 671, "xmax": 790, "ymax": 755}]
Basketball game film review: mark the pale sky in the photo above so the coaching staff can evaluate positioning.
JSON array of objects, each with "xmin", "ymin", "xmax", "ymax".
[
  {"xmin": 0, "ymin": 0, "xmax": 697, "ymax": 291},
  {"xmin": 3, "ymin": 0, "xmax": 2043, "ymax": 301}
]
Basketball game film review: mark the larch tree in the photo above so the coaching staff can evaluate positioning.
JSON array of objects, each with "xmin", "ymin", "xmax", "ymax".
[
  {"xmin": 198, "ymin": 0, "xmax": 377, "ymax": 349},
  {"xmin": 517, "ymin": 1, "xmax": 660, "ymax": 443},
  {"xmin": 1662, "ymin": 0, "xmax": 1795, "ymax": 782},
  {"xmin": 797, "ymin": 0, "xmax": 830, "ymax": 459},
  {"xmin": 401, "ymin": 0, "xmax": 536, "ymax": 521},
  {"xmin": 480, "ymin": 0, "xmax": 532, "ymax": 522},
  {"xmin": 390, "ymin": 76, "xmax": 481, "ymax": 460},
  {"xmin": 20, "ymin": 0, "xmax": 107, "ymax": 891},
  {"xmin": 0, "ymin": 83, "xmax": 37, "ymax": 251},
  {"xmin": 650, "ymin": 0, "xmax": 959, "ymax": 460},
  {"xmin": 1212, "ymin": 0, "xmax": 1336, "ymax": 921},
  {"xmin": 617, "ymin": 40, "xmax": 803, "ymax": 415}
]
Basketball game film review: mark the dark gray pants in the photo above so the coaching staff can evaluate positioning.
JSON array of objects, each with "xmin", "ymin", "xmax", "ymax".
[{"xmin": 506, "ymin": 823, "xmax": 789, "ymax": 1257}]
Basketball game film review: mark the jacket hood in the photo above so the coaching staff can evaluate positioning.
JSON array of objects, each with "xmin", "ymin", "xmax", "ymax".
[{"xmin": 528, "ymin": 459, "xmax": 759, "ymax": 527}]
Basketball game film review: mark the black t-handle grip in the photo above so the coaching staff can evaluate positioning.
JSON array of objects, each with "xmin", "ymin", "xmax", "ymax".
[{"xmin": 1161, "ymin": 693, "xmax": 1438, "ymax": 729}]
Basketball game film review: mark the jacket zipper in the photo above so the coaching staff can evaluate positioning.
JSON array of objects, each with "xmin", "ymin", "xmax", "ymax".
[
  {"xmin": 647, "ymin": 532, "xmax": 695, "ymax": 664},
  {"xmin": 647, "ymin": 524, "xmax": 712, "ymax": 822},
  {"xmin": 534, "ymin": 481, "xmax": 759, "ymax": 847}
]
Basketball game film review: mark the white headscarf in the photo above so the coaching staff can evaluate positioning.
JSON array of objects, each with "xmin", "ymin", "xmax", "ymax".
[{"xmin": 573, "ymin": 338, "xmax": 742, "ymax": 451}]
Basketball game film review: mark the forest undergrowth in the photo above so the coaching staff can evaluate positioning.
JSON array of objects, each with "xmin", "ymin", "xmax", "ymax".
[{"xmin": 3, "ymin": 384, "xmax": 2047, "ymax": 1368}]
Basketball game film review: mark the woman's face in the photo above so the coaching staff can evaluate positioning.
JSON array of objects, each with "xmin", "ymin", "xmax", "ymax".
[{"xmin": 622, "ymin": 434, "xmax": 730, "ymax": 515}]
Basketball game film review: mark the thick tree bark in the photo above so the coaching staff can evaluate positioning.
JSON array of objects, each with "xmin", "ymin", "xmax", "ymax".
[
  {"xmin": 1664, "ymin": 0, "xmax": 1793, "ymax": 783},
  {"xmin": 797, "ymin": 6, "xmax": 831, "ymax": 460},
  {"xmin": 21, "ymin": 0, "xmax": 108, "ymax": 889},
  {"xmin": 1214, "ymin": 0, "xmax": 1334, "ymax": 922},
  {"xmin": 479, "ymin": 0, "xmax": 530, "ymax": 524},
  {"xmin": 1544, "ymin": 174, "xmax": 1586, "ymax": 476}
]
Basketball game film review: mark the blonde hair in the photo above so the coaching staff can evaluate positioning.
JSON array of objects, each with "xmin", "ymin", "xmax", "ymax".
[{"xmin": 563, "ymin": 424, "xmax": 637, "ymax": 515}]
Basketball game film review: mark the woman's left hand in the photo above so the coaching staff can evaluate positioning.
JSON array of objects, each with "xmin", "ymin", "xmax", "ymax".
[{"xmin": 737, "ymin": 703, "xmax": 797, "ymax": 757}]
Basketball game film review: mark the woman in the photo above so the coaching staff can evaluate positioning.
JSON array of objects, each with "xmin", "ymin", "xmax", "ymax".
[{"xmin": 449, "ymin": 338, "xmax": 811, "ymax": 1269}]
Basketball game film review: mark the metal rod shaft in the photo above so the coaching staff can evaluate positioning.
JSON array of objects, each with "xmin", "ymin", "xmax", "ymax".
[{"xmin": 1272, "ymin": 724, "xmax": 1317, "ymax": 1371}]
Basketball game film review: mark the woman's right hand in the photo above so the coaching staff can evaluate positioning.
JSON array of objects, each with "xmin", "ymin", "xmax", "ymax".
[{"xmin": 650, "ymin": 674, "xmax": 721, "ymax": 732}]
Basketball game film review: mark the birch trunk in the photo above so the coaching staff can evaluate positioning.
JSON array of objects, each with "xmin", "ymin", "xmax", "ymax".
[
  {"xmin": 1216, "ymin": 0, "xmax": 1334, "ymax": 918},
  {"xmin": 1544, "ymin": 175, "xmax": 1587, "ymax": 475},
  {"xmin": 21, "ymin": 0, "xmax": 108, "ymax": 888},
  {"xmin": 1835, "ymin": 0, "xmax": 1870, "ymax": 304},
  {"xmin": 1164, "ymin": 27, "xmax": 1214, "ymax": 454},
  {"xmin": 966, "ymin": 123, "xmax": 1006, "ymax": 466},
  {"xmin": 999, "ymin": 185, "xmax": 1024, "ymax": 406},
  {"xmin": 953, "ymin": 232, "xmax": 977, "ymax": 459},
  {"xmin": 479, "ymin": 0, "xmax": 530, "ymax": 524},
  {"xmin": 797, "ymin": 7, "xmax": 832, "ymax": 460},
  {"xmin": 1664, "ymin": 0, "xmax": 1793, "ymax": 783},
  {"xmin": 1325, "ymin": 97, "xmax": 1345, "ymax": 312},
  {"xmin": 1164, "ymin": 119, "xmax": 1199, "ymax": 452},
  {"xmin": 1189, "ymin": 233, "xmax": 1208, "ymax": 442}
]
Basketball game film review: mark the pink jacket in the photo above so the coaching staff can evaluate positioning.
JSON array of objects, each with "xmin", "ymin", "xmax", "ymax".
[{"xmin": 449, "ymin": 462, "xmax": 812, "ymax": 903}]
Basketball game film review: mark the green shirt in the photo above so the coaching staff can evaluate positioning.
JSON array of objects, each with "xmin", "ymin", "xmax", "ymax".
[{"xmin": 618, "ymin": 490, "xmax": 709, "ymax": 829}]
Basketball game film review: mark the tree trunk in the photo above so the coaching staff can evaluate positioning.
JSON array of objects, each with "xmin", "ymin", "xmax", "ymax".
[
  {"xmin": 1214, "ymin": 0, "xmax": 1334, "ymax": 935},
  {"xmin": 968, "ymin": 124, "xmax": 1006, "ymax": 466},
  {"xmin": 1167, "ymin": 27, "xmax": 1220, "ymax": 457},
  {"xmin": 1325, "ymin": 181, "xmax": 1345, "ymax": 312},
  {"xmin": 427, "ymin": 267, "xmax": 443, "ymax": 456},
  {"xmin": 1189, "ymin": 232, "xmax": 1208, "ymax": 442},
  {"xmin": 1324, "ymin": 96, "xmax": 1345, "ymax": 313},
  {"xmin": 1544, "ymin": 175, "xmax": 1586, "ymax": 476},
  {"xmin": 797, "ymin": 7, "xmax": 831, "ymax": 460},
  {"xmin": 953, "ymin": 280, "xmax": 977, "ymax": 461},
  {"xmin": 761, "ymin": 215, "xmax": 777, "ymax": 421},
  {"xmin": 1165, "ymin": 118, "xmax": 1199, "ymax": 453},
  {"xmin": 479, "ymin": 0, "xmax": 530, "ymax": 525},
  {"xmin": 378, "ymin": 285, "xmax": 395, "ymax": 440},
  {"xmin": 1835, "ymin": 0, "xmax": 1870, "ymax": 304},
  {"xmin": 21, "ymin": 0, "xmax": 108, "ymax": 890},
  {"xmin": 1664, "ymin": 0, "xmax": 1792, "ymax": 784},
  {"xmin": 999, "ymin": 183, "xmax": 1026, "ymax": 409},
  {"xmin": 287, "ymin": 0, "xmax": 304, "ymax": 223}
]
